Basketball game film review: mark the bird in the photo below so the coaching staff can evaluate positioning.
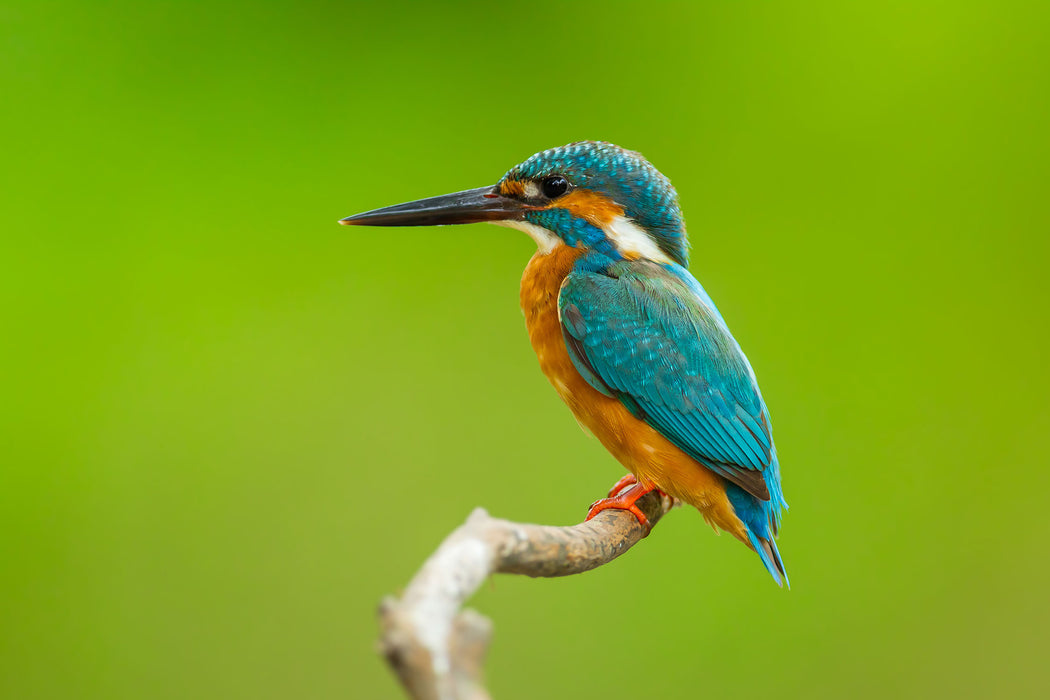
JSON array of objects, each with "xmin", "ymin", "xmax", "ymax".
[{"xmin": 340, "ymin": 141, "xmax": 788, "ymax": 585}]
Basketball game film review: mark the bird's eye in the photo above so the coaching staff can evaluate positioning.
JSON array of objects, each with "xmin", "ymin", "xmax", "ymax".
[{"xmin": 541, "ymin": 176, "xmax": 570, "ymax": 199}]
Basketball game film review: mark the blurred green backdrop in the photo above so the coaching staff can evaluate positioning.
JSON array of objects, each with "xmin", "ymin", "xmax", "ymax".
[{"xmin": 2, "ymin": 1, "xmax": 1049, "ymax": 698}]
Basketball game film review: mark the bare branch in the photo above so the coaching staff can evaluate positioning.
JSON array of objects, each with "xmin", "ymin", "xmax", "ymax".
[{"xmin": 377, "ymin": 489, "xmax": 674, "ymax": 699}]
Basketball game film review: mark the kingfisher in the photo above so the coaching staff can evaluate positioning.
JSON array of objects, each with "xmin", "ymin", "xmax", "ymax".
[{"xmin": 340, "ymin": 141, "xmax": 788, "ymax": 585}]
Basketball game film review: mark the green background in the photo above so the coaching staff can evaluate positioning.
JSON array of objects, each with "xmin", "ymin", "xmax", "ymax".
[{"xmin": 3, "ymin": 1, "xmax": 1048, "ymax": 698}]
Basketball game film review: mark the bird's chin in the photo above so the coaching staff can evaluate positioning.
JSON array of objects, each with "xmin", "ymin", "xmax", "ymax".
[{"xmin": 492, "ymin": 219, "xmax": 562, "ymax": 255}]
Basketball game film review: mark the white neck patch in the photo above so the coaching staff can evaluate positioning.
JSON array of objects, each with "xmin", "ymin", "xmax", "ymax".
[
  {"xmin": 604, "ymin": 215, "xmax": 673, "ymax": 264},
  {"xmin": 495, "ymin": 219, "xmax": 561, "ymax": 255}
]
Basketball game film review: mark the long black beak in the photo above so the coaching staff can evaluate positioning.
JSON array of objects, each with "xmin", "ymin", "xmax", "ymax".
[{"xmin": 339, "ymin": 185, "xmax": 528, "ymax": 227}]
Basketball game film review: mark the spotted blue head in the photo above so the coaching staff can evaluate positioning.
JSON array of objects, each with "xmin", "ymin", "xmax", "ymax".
[{"xmin": 340, "ymin": 141, "xmax": 689, "ymax": 267}]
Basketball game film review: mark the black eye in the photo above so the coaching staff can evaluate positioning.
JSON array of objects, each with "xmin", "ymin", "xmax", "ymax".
[{"xmin": 541, "ymin": 176, "xmax": 570, "ymax": 199}]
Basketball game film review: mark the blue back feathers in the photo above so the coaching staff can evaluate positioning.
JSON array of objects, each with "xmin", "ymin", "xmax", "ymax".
[{"xmin": 557, "ymin": 255, "xmax": 789, "ymax": 585}]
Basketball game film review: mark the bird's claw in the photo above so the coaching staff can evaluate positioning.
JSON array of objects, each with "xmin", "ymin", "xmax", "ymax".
[
  {"xmin": 586, "ymin": 476, "xmax": 663, "ymax": 531},
  {"xmin": 605, "ymin": 473, "xmax": 640, "ymax": 498}
]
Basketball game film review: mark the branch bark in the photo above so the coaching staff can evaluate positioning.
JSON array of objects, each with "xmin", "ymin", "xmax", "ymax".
[{"xmin": 376, "ymin": 488, "xmax": 674, "ymax": 699}]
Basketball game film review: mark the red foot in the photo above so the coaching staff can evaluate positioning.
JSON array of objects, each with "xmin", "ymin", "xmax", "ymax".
[
  {"xmin": 605, "ymin": 473, "xmax": 641, "ymax": 498},
  {"xmin": 586, "ymin": 475, "xmax": 664, "ymax": 530}
]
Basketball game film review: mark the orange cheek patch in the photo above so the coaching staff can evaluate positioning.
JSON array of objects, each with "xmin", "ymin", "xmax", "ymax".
[
  {"xmin": 499, "ymin": 179, "xmax": 526, "ymax": 196},
  {"xmin": 547, "ymin": 189, "xmax": 625, "ymax": 228}
]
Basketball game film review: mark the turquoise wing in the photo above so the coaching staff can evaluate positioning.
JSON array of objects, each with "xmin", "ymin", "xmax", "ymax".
[{"xmin": 558, "ymin": 259, "xmax": 774, "ymax": 501}]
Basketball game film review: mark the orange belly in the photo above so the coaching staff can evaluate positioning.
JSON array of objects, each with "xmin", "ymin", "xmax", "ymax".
[{"xmin": 520, "ymin": 245, "xmax": 748, "ymax": 543}]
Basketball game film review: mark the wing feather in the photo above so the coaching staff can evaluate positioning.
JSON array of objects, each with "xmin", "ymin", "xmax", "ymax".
[{"xmin": 559, "ymin": 259, "xmax": 774, "ymax": 501}]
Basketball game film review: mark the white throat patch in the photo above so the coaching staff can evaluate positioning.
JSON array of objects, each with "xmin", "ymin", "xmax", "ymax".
[{"xmin": 494, "ymin": 219, "xmax": 561, "ymax": 255}]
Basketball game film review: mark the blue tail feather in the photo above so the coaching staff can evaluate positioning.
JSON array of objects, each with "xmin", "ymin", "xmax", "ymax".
[
  {"xmin": 746, "ymin": 528, "xmax": 789, "ymax": 588},
  {"xmin": 725, "ymin": 452, "xmax": 789, "ymax": 587}
]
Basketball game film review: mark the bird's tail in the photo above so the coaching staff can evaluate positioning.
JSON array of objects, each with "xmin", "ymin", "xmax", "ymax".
[
  {"xmin": 746, "ymin": 529, "xmax": 789, "ymax": 588},
  {"xmin": 725, "ymin": 456, "xmax": 789, "ymax": 587}
]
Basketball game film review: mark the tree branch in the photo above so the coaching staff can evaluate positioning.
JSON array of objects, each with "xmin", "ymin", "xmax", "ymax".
[{"xmin": 376, "ymin": 488, "xmax": 674, "ymax": 699}]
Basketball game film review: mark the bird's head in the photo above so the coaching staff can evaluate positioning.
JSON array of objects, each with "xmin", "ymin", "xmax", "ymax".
[{"xmin": 341, "ymin": 141, "xmax": 688, "ymax": 266}]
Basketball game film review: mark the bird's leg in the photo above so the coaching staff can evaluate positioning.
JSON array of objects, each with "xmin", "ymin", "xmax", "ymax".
[{"xmin": 586, "ymin": 475, "xmax": 665, "ymax": 530}]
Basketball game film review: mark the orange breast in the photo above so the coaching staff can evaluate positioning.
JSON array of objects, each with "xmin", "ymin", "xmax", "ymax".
[{"xmin": 519, "ymin": 245, "xmax": 748, "ymax": 542}]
